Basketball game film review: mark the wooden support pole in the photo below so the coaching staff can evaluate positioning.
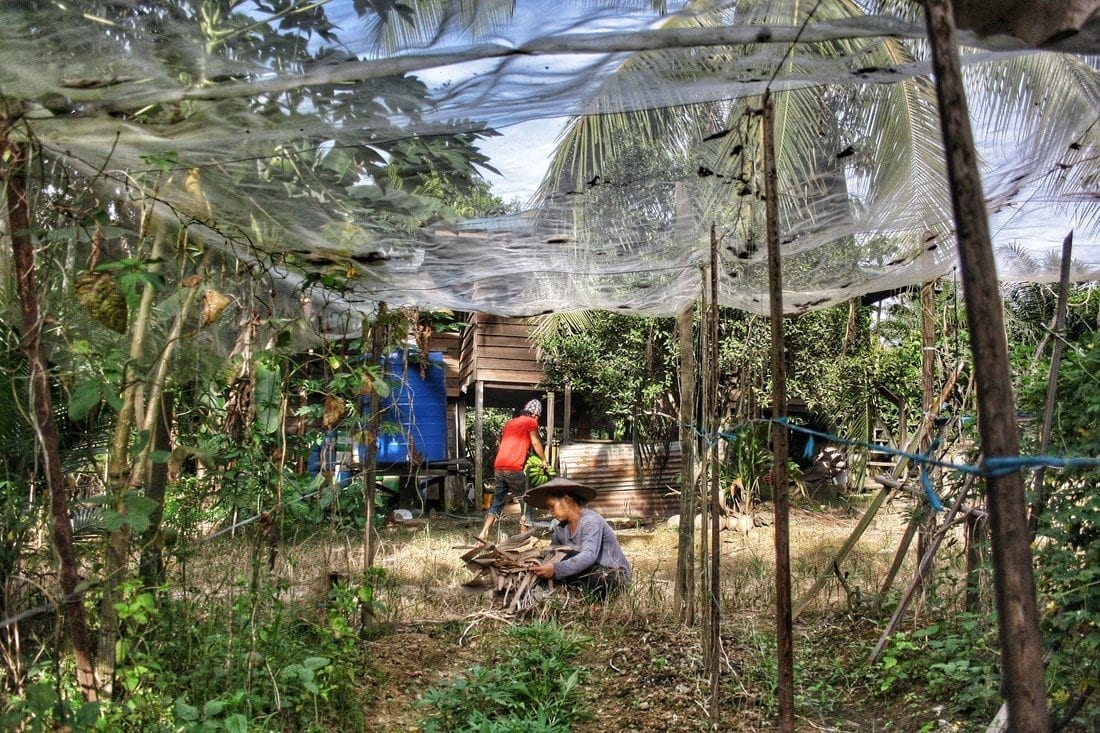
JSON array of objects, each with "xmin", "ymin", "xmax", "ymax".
[
  {"xmin": 917, "ymin": 281, "xmax": 938, "ymax": 592},
  {"xmin": 545, "ymin": 389, "xmax": 556, "ymax": 468},
  {"xmin": 763, "ymin": 89, "xmax": 794, "ymax": 733},
  {"xmin": 923, "ymin": 1, "xmax": 1050, "ymax": 729},
  {"xmin": 364, "ymin": 303, "xmax": 386, "ymax": 568},
  {"xmin": 475, "ymin": 379, "xmax": 485, "ymax": 498},
  {"xmin": 1028, "ymin": 231, "xmax": 1073, "ymax": 537},
  {"xmin": 674, "ymin": 181, "xmax": 697, "ymax": 625},
  {"xmin": 706, "ymin": 225, "xmax": 722, "ymax": 727},
  {"xmin": 675, "ymin": 302, "xmax": 697, "ymax": 625},
  {"xmin": 563, "ymin": 384, "xmax": 572, "ymax": 452}
]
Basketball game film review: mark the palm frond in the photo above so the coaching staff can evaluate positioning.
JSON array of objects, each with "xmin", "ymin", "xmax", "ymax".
[{"xmin": 526, "ymin": 309, "xmax": 600, "ymax": 341}]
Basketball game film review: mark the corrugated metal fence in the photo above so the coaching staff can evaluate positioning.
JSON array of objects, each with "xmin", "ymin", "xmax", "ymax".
[{"xmin": 555, "ymin": 440, "xmax": 682, "ymax": 518}]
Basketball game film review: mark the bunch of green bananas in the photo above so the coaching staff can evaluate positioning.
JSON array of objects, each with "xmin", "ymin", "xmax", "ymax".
[{"xmin": 524, "ymin": 455, "xmax": 556, "ymax": 488}]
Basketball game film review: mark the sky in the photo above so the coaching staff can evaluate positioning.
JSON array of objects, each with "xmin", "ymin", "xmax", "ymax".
[{"xmin": 476, "ymin": 117, "xmax": 567, "ymax": 205}]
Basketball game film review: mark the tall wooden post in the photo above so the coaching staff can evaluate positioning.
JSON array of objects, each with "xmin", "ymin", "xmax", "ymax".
[
  {"xmin": 673, "ymin": 182, "xmax": 697, "ymax": 625},
  {"xmin": 474, "ymin": 380, "xmax": 485, "ymax": 498},
  {"xmin": 545, "ymin": 390, "xmax": 556, "ymax": 467},
  {"xmin": 562, "ymin": 384, "xmax": 572, "ymax": 453},
  {"xmin": 917, "ymin": 280, "xmax": 937, "ymax": 593},
  {"xmin": 923, "ymin": 1, "xmax": 1050, "ymax": 729},
  {"xmin": 1029, "ymin": 231, "xmax": 1073, "ymax": 537},
  {"xmin": 364, "ymin": 303, "xmax": 386, "ymax": 568},
  {"xmin": 763, "ymin": 88, "xmax": 794, "ymax": 733},
  {"xmin": 674, "ymin": 302, "xmax": 696, "ymax": 625},
  {"xmin": 706, "ymin": 227, "xmax": 722, "ymax": 726}
]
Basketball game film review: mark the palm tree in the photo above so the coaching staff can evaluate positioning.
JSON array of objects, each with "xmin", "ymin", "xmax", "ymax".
[{"xmin": 533, "ymin": 0, "xmax": 1098, "ymax": 307}]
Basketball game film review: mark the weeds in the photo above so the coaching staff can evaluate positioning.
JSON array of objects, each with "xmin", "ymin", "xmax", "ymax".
[{"xmin": 416, "ymin": 620, "xmax": 591, "ymax": 732}]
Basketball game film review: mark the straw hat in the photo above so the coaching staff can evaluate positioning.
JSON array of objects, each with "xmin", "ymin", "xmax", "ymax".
[{"xmin": 524, "ymin": 477, "xmax": 597, "ymax": 509}]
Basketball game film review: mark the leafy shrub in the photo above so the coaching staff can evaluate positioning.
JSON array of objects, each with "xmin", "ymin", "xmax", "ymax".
[
  {"xmin": 874, "ymin": 611, "xmax": 1001, "ymax": 718},
  {"xmin": 416, "ymin": 620, "xmax": 591, "ymax": 732},
  {"xmin": 1, "ymin": 567, "xmax": 383, "ymax": 732}
]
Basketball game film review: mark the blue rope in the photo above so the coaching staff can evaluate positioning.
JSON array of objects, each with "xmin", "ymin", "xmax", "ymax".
[
  {"xmin": 773, "ymin": 417, "xmax": 1100, "ymax": 479},
  {"xmin": 684, "ymin": 418, "xmax": 1100, "ymax": 483},
  {"xmin": 920, "ymin": 437, "xmax": 945, "ymax": 511}
]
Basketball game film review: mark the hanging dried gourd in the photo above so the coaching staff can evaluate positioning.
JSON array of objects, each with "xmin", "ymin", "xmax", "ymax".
[{"xmin": 73, "ymin": 270, "xmax": 127, "ymax": 333}]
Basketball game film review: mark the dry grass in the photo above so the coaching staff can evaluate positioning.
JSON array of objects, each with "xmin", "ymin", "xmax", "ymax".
[
  {"xmin": 160, "ymin": 498, "xmax": 954, "ymax": 732},
  {"xmin": 175, "ymin": 496, "xmax": 915, "ymax": 628}
]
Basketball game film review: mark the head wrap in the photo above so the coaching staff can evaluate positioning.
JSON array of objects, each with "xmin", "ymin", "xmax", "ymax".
[{"xmin": 523, "ymin": 399, "xmax": 542, "ymax": 417}]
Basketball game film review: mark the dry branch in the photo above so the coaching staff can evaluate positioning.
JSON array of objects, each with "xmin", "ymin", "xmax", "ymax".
[{"xmin": 459, "ymin": 531, "xmax": 576, "ymax": 615}]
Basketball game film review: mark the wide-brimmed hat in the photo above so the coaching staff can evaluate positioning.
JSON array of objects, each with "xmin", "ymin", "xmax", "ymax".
[{"xmin": 524, "ymin": 477, "xmax": 597, "ymax": 509}]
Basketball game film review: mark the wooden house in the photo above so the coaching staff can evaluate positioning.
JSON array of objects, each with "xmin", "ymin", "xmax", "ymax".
[{"xmin": 433, "ymin": 312, "xmax": 681, "ymax": 519}]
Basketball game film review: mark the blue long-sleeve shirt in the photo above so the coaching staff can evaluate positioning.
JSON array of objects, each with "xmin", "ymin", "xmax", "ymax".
[{"xmin": 548, "ymin": 509, "xmax": 631, "ymax": 580}]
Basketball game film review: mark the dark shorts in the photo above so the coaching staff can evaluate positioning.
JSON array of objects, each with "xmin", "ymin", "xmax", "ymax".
[
  {"xmin": 565, "ymin": 565, "xmax": 630, "ymax": 602},
  {"xmin": 488, "ymin": 470, "xmax": 528, "ymax": 518}
]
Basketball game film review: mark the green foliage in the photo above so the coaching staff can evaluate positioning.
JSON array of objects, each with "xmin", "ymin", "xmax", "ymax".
[
  {"xmin": 1013, "ymin": 300, "xmax": 1100, "ymax": 728},
  {"xmin": 874, "ymin": 612, "xmax": 1002, "ymax": 718},
  {"xmin": 1037, "ymin": 486, "xmax": 1100, "ymax": 729},
  {"xmin": 416, "ymin": 620, "xmax": 591, "ymax": 732},
  {"xmin": 467, "ymin": 407, "xmax": 513, "ymax": 482},
  {"xmin": 534, "ymin": 312, "xmax": 678, "ymax": 441},
  {"xmin": 3, "ymin": 568, "xmax": 384, "ymax": 731},
  {"xmin": 722, "ymin": 422, "xmax": 773, "ymax": 509}
]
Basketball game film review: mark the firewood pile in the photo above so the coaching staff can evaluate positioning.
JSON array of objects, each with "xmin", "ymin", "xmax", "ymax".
[{"xmin": 460, "ymin": 531, "xmax": 577, "ymax": 615}]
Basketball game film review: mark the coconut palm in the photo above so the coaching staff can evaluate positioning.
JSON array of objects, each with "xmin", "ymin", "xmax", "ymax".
[{"xmin": 536, "ymin": 0, "xmax": 1098, "ymax": 299}]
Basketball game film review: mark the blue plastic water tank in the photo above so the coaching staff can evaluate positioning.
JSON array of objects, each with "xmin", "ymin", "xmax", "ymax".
[{"xmin": 372, "ymin": 350, "xmax": 447, "ymax": 463}]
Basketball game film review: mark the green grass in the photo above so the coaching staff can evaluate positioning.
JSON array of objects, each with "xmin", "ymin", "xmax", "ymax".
[{"xmin": 416, "ymin": 620, "xmax": 592, "ymax": 732}]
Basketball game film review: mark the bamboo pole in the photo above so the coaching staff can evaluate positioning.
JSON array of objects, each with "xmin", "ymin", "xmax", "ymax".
[
  {"xmin": 1028, "ymin": 231, "xmax": 1073, "ymax": 537},
  {"xmin": 763, "ymin": 89, "xmax": 794, "ymax": 733},
  {"xmin": 675, "ymin": 301, "xmax": 697, "ymax": 625},
  {"xmin": 923, "ymin": 1, "xmax": 1050, "ymax": 728}
]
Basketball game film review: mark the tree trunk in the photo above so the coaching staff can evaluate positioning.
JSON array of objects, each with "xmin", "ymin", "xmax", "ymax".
[
  {"xmin": 1, "ymin": 130, "xmax": 98, "ymax": 701},
  {"xmin": 97, "ymin": 222, "xmax": 164, "ymax": 695},
  {"xmin": 139, "ymin": 391, "xmax": 174, "ymax": 588}
]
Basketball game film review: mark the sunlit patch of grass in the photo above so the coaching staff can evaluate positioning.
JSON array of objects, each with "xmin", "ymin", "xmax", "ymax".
[{"xmin": 179, "ymin": 499, "xmax": 911, "ymax": 631}]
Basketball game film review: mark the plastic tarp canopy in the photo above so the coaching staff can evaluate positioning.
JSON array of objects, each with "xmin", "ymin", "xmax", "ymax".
[{"xmin": 1, "ymin": 0, "xmax": 1098, "ymax": 330}]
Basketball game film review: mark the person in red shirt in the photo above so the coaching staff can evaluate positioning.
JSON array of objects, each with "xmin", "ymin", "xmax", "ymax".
[{"xmin": 477, "ymin": 399, "xmax": 546, "ymax": 542}]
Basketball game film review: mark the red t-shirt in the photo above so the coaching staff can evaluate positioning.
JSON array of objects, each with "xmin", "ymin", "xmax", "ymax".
[{"xmin": 494, "ymin": 414, "xmax": 539, "ymax": 472}]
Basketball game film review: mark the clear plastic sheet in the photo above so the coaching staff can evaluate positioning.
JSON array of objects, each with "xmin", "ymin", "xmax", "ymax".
[{"xmin": 1, "ymin": 1, "xmax": 1097, "ymax": 327}]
